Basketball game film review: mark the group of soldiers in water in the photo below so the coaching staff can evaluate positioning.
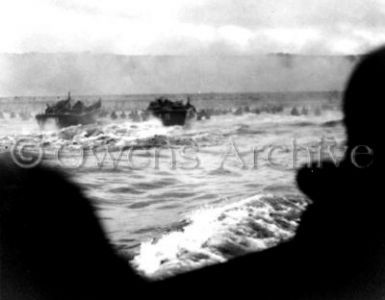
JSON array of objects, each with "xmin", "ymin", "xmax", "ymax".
[
  {"xmin": 0, "ymin": 104, "xmax": 326, "ymax": 122},
  {"xmin": 1, "ymin": 92, "xmax": 330, "ymax": 123},
  {"xmin": 290, "ymin": 106, "xmax": 323, "ymax": 116},
  {"xmin": 196, "ymin": 104, "xmax": 324, "ymax": 120},
  {"xmin": 99, "ymin": 109, "xmax": 151, "ymax": 122},
  {"xmin": 0, "ymin": 110, "xmax": 32, "ymax": 120}
]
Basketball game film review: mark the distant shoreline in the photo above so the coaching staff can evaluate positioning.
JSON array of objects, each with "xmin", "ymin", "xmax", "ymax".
[{"xmin": 0, "ymin": 91, "xmax": 342, "ymax": 103}]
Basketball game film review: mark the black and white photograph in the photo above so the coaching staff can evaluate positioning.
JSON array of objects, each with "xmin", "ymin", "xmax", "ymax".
[{"xmin": 0, "ymin": 1, "xmax": 384, "ymax": 299}]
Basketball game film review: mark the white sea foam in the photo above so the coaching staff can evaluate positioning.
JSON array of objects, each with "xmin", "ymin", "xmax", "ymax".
[
  {"xmin": 131, "ymin": 193, "xmax": 307, "ymax": 279},
  {"xmin": 0, "ymin": 109, "xmax": 340, "ymax": 279},
  {"xmin": 0, "ymin": 111, "xmax": 343, "ymax": 154}
]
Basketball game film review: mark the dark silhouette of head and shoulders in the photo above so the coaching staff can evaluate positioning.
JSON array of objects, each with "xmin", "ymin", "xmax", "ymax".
[{"xmin": 1, "ymin": 47, "xmax": 385, "ymax": 299}]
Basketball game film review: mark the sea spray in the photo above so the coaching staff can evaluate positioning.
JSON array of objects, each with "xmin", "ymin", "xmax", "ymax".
[{"xmin": 131, "ymin": 193, "xmax": 308, "ymax": 279}]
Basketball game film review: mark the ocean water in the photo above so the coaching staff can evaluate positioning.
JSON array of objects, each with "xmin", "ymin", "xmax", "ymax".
[{"xmin": 0, "ymin": 94, "xmax": 345, "ymax": 279}]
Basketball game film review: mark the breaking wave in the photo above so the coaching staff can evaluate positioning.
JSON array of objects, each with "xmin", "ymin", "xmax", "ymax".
[
  {"xmin": 131, "ymin": 193, "xmax": 308, "ymax": 279},
  {"xmin": 0, "ymin": 118, "xmax": 245, "ymax": 154}
]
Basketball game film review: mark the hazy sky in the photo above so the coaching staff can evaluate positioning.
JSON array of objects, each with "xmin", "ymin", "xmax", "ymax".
[{"xmin": 1, "ymin": 0, "xmax": 385, "ymax": 55}]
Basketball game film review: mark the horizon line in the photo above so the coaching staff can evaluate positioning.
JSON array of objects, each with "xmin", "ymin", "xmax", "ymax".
[
  {"xmin": 0, "ymin": 90, "xmax": 343, "ymax": 100},
  {"xmin": 0, "ymin": 51, "xmax": 365, "ymax": 57}
]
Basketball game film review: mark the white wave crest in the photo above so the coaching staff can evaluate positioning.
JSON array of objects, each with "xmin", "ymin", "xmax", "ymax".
[{"xmin": 131, "ymin": 193, "xmax": 307, "ymax": 279}]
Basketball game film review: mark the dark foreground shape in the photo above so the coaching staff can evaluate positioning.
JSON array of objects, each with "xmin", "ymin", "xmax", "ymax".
[
  {"xmin": 0, "ymin": 153, "xmax": 145, "ymax": 300},
  {"xmin": 147, "ymin": 97, "xmax": 196, "ymax": 126},
  {"xmin": 1, "ymin": 47, "xmax": 385, "ymax": 300},
  {"xmin": 161, "ymin": 47, "xmax": 385, "ymax": 299}
]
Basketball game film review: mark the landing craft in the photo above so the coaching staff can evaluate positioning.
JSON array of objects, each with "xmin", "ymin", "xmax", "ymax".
[
  {"xmin": 147, "ymin": 97, "xmax": 196, "ymax": 126},
  {"xmin": 35, "ymin": 92, "xmax": 102, "ymax": 128}
]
